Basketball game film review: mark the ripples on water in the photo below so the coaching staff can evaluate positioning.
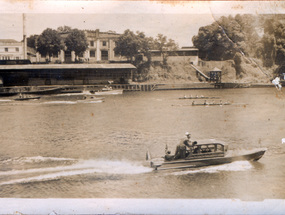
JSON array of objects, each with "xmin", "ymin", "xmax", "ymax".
[{"xmin": 0, "ymin": 88, "xmax": 285, "ymax": 199}]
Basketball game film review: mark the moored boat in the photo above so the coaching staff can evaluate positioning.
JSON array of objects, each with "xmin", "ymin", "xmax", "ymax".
[
  {"xmin": 21, "ymin": 87, "xmax": 62, "ymax": 95},
  {"xmin": 93, "ymin": 89, "xmax": 123, "ymax": 95},
  {"xmin": 77, "ymin": 95, "xmax": 105, "ymax": 103},
  {"xmin": 14, "ymin": 94, "xmax": 40, "ymax": 101},
  {"xmin": 146, "ymin": 142, "xmax": 266, "ymax": 171}
]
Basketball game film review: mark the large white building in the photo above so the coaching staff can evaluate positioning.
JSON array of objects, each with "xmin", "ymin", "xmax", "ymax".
[
  {"xmin": 84, "ymin": 29, "xmax": 124, "ymax": 63},
  {"xmin": 36, "ymin": 29, "xmax": 125, "ymax": 63}
]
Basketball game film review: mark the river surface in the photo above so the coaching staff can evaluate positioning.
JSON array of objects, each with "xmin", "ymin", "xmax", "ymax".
[{"xmin": 0, "ymin": 87, "xmax": 285, "ymax": 200}]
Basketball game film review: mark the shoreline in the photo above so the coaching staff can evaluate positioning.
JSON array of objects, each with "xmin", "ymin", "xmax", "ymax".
[{"xmin": 0, "ymin": 82, "xmax": 276, "ymax": 93}]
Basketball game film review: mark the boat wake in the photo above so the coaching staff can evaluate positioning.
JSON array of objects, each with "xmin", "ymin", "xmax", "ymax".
[
  {"xmin": 0, "ymin": 158, "xmax": 153, "ymax": 186},
  {"xmin": 171, "ymin": 161, "xmax": 253, "ymax": 175}
]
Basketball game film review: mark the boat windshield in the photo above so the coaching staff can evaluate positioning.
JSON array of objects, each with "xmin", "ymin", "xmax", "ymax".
[{"xmin": 186, "ymin": 143, "xmax": 226, "ymax": 159}]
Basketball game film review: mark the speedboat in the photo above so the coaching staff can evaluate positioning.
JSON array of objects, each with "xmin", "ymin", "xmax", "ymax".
[{"xmin": 146, "ymin": 141, "xmax": 266, "ymax": 171}]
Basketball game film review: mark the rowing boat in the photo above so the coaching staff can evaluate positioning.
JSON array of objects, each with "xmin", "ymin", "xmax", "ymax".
[{"xmin": 179, "ymin": 96, "xmax": 220, "ymax": 99}]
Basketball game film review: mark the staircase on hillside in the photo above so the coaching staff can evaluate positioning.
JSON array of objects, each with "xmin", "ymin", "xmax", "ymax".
[{"xmin": 190, "ymin": 64, "xmax": 210, "ymax": 81}]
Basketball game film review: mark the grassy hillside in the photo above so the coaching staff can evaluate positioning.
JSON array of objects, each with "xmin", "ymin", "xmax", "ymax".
[{"xmin": 137, "ymin": 57, "xmax": 275, "ymax": 84}]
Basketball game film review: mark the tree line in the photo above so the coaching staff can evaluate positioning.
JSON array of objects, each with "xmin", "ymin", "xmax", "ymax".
[
  {"xmin": 192, "ymin": 14, "xmax": 285, "ymax": 68},
  {"xmin": 27, "ymin": 26, "xmax": 178, "ymax": 64},
  {"xmin": 28, "ymin": 26, "xmax": 88, "ymax": 61}
]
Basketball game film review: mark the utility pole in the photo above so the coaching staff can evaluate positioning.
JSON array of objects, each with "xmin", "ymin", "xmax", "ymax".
[{"xmin": 23, "ymin": 13, "xmax": 27, "ymax": 59}]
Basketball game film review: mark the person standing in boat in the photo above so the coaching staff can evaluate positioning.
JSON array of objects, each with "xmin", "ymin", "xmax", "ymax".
[{"xmin": 174, "ymin": 132, "xmax": 192, "ymax": 159}]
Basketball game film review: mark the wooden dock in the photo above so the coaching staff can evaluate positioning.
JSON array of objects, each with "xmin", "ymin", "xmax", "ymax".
[{"xmin": 110, "ymin": 84, "xmax": 156, "ymax": 91}]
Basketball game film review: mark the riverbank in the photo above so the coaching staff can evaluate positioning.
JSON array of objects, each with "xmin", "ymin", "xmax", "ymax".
[{"xmin": 0, "ymin": 82, "xmax": 276, "ymax": 96}]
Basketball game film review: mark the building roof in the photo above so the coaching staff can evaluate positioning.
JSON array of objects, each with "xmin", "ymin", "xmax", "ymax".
[
  {"xmin": 150, "ymin": 47, "xmax": 198, "ymax": 53},
  {"xmin": 181, "ymin": 47, "xmax": 199, "ymax": 51},
  {"xmin": 212, "ymin": 67, "xmax": 222, "ymax": 72},
  {"xmin": 0, "ymin": 63, "xmax": 136, "ymax": 70},
  {"xmin": 0, "ymin": 39, "xmax": 21, "ymax": 43}
]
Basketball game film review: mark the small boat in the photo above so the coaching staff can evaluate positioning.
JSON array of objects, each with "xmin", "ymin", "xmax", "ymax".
[
  {"xmin": 77, "ymin": 95, "xmax": 105, "ymax": 103},
  {"xmin": 146, "ymin": 142, "xmax": 266, "ymax": 171},
  {"xmin": 14, "ymin": 94, "xmax": 40, "ymax": 101}
]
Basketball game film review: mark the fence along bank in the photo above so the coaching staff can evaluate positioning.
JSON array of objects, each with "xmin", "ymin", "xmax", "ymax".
[{"xmin": 0, "ymin": 63, "xmax": 136, "ymax": 86}]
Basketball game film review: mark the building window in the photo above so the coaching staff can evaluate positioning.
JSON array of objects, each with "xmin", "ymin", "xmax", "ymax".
[
  {"xmin": 101, "ymin": 50, "xmax": 108, "ymax": 60},
  {"xmin": 5, "ymin": 48, "xmax": 8, "ymax": 52},
  {"xmin": 102, "ymin": 41, "xmax": 107, "ymax": 46},
  {"xmin": 15, "ymin": 47, "xmax": 19, "ymax": 52},
  {"xmin": 90, "ymin": 41, "xmax": 94, "ymax": 47},
  {"xmin": 90, "ymin": 50, "xmax": 95, "ymax": 58}
]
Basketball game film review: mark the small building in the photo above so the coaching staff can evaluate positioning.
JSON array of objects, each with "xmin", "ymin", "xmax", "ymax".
[
  {"xmin": 0, "ymin": 63, "xmax": 136, "ymax": 86},
  {"xmin": 150, "ymin": 47, "xmax": 199, "ymax": 65},
  {"xmin": 209, "ymin": 67, "xmax": 222, "ymax": 83}
]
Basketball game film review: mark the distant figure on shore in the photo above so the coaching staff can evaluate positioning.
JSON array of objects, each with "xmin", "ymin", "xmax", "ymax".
[{"xmin": 272, "ymin": 77, "xmax": 282, "ymax": 90}]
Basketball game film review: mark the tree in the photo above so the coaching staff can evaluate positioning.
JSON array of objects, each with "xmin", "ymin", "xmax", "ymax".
[
  {"xmin": 192, "ymin": 14, "xmax": 260, "ymax": 60},
  {"xmin": 37, "ymin": 28, "xmax": 63, "ymax": 61},
  {"xmin": 64, "ymin": 28, "xmax": 88, "ymax": 59},
  {"xmin": 27, "ymin": 35, "xmax": 38, "ymax": 49},
  {"xmin": 153, "ymin": 34, "xmax": 179, "ymax": 65},
  {"xmin": 57, "ymin": 26, "xmax": 72, "ymax": 33},
  {"xmin": 259, "ymin": 15, "xmax": 285, "ymax": 66},
  {"xmin": 114, "ymin": 29, "xmax": 141, "ymax": 63},
  {"xmin": 192, "ymin": 22, "xmax": 235, "ymax": 60},
  {"xmin": 261, "ymin": 33, "xmax": 276, "ymax": 67}
]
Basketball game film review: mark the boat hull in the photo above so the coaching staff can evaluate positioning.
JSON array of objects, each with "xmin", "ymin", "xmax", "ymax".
[
  {"xmin": 94, "ymin": 89, "xmax": 123, "ymax": 95},
  {"xmin": 14, "ymin": 96, "xmax": 40, "ymax": 101},
  {"xmin": 151, "ymin": 149, "xmax": 266, "ymax": 170},
  {"xmin": 22, "ymin": 87, "xmax": 62, "ymax": 95}
]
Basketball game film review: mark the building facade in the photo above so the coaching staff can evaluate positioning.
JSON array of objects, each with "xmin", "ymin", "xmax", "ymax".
[
  {"xmin": 0, "ymin": 39, "xmax": 25, "ymax": 60},
  {"xmin": 84, "ymin": 29, "xmax": 124, "ymax": 63},
  {"xmin": 35, "ymin": 29, "xmax": 125, "ymax": 64}
]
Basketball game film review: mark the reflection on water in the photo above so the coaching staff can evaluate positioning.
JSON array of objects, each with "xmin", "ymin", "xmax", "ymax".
[{"xmin": 0, "ymin": 88, "xmax": 285, "ymax": 199}]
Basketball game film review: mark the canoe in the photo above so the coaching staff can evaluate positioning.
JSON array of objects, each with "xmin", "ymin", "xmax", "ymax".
[{"xmin": 146, "ymin": 142, "xmax": 266, "ymax": 171}]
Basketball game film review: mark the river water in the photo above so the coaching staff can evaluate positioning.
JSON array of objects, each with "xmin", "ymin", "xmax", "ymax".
[{"xmin": 0, "ymin": 87, "xmax": 285, "ymax": 200}]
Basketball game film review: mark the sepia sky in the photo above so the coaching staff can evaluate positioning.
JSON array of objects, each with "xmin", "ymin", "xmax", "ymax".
[{"xmin": 0, "ymin": 1, "xmax": 285, "ymax": 47}]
